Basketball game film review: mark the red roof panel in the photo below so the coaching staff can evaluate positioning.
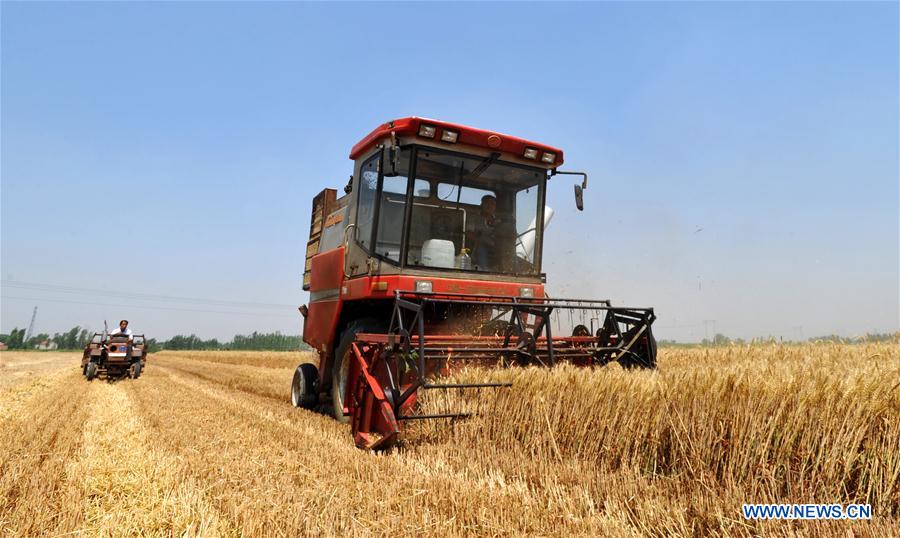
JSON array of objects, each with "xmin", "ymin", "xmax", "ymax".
[{"xmin": 349, "ymin": 117, "xmax": 564, "ymax": 166}]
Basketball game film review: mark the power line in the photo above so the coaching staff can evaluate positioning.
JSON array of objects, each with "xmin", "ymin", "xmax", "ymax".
[
  {"xmin": 1, "ymin": 295, "xmax": 298, "ymax": 318},
  {"xmin": 1, "ymin": 279, "xmax": 297, "ymax": 309}
]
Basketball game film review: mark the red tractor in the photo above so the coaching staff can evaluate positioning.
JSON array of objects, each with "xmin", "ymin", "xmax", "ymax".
[{"xmin": 292, "ymin": 117, "xmax": 656, "ymax": 449}]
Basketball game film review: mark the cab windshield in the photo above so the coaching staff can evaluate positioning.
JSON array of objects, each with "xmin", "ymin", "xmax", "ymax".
[{"xmin": 358, "ymin": 146, "xmax": 546, "ymax": 275}]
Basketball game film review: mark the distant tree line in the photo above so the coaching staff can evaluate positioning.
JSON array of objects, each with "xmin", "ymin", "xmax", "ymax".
[
  {"xmin": 0, "ymin": 326, "xmax": 93, "ymax": 350},
  {"xmin": 5, "ymin": 327, "xmax": 893, "ymax": 351},
  {"xmin": 806, "ymin": 332, "xmax": 897, "ymax": 344},
  {"xmin": 0, "ymin": 327, "xmax": 309, "ymax": 352},
  {"xmin": 658, "ymin": 331, "xmax": 898, "ymax": 347},
  {"xmin": 159, "ymin": 331, "xmax": 308, "ymax": 351}
]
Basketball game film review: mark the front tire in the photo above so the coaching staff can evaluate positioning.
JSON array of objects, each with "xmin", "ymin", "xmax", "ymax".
[
  {"xmin": 130, "ymin": 362, "xmax": 142, "ymax": 379},
  {"xmin": 331, "ymin": 319, "xmax": 383, "ymax": 423},
  {"xmin": 85, "ymin": 362, "xmax": 98, "ymax": 381},
  {"xmin": 618, "ymin": 330, "xmax": 657, "ymax": 370},
  {"xmin": 291, "ymin": 363, "xmax": 319, "ymax": 409}
]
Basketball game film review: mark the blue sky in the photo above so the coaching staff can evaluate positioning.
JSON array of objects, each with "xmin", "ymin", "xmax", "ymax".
[{"xmin": 2, "ymin": 2, "xmax": 897, "ymax": 341}]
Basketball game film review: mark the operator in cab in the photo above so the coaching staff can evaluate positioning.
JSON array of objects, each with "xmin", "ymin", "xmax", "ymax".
[
  {"xmin": 466, "ymin": 194, "xmax": 499, "ymax": 271},
  {"xmin": 110, "ymin": 319, "xmax": 133, "ymax": 340}
]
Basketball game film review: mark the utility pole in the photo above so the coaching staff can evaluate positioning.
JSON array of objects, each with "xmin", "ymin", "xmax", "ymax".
[{"xmin": 24, "ymin": 306, "xmax": 38, "ymax": 342}]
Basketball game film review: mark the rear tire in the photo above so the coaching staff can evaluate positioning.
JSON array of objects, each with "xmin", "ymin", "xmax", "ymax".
[
  {"xmin": 332, "ymin": 318, "xmax": 383, "ymax": 423},
  {"xmin": 291, "ymin": 363, "xmax": 319, "ymax": 409}
]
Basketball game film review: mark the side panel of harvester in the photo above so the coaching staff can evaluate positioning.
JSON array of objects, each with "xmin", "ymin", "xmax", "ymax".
[{"xmin": 304, "ymin": 246, "xmax": 346, "ymax": 379}]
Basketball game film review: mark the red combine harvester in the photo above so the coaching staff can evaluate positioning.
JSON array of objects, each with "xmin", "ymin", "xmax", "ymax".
[{"xmin": 292, "ymin": 117, "xmax": 656, "ymax": 449}]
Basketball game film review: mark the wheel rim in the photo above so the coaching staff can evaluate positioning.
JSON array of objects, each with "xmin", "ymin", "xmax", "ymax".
[
  {"xmin": 292, "ymin": 377, "xmax": 301, "ymax": 406},
  {"xmin": 334, "ymin": 352, "xmax": 350, "ymax": 412}
]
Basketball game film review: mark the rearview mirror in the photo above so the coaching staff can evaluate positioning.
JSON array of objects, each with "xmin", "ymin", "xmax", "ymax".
[{"xmin": 550, "ymin": 169, "xmax": 588, "ymax": 212}]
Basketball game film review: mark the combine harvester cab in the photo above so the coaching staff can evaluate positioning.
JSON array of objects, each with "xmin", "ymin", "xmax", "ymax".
[
  {"xmin": 292, "ymin": 117, "xmax": 656, "ymax": 449},
  {"xmin": 82, "ymin": 333, "xmax": 148, "ymax": 381}
]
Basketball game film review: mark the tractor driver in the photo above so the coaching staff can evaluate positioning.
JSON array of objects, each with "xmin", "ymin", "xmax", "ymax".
[
  {"xmin": 466, "ymin": 194, "xmax": 498, "ymax": 271},
  {"xmin": 110, "ymin": 319, "xmax": 133, "ymax": 340}
]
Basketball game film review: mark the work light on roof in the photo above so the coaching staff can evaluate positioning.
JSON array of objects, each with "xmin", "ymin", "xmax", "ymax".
[
  {"xmin": 418, "ymin": 124, "xmax": 437, "ymax": 138},
  {"xmin": 541, "ymin": 152, "xmax": 556, "ymax": 164},
  {"xmin": 440, "ymin": 130, "xmax": 459, "ymax": 143},
  {"xmin": 523, "ymin": 148, "xmax": 539, "ymax": 160}
]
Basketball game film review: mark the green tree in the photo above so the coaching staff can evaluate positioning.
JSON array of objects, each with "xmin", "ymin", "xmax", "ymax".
[
  {"xmin": 162, "ymin": 334, "xmax": 222, "ymax": 350},
  {"xmin": 49, "ymin": 326, "xmax": 89, "ymax": 350},
  {"xmin": 77, "ymin": 328, "xmax": 91, "ymax": 348},
  {"xmin": 145, "ymin": 338, "xmax": 160, "ymax": 352},
  {"xmin": 6, "ymin": 328, "xmax": 26, "ymax": 349},
  {"xmin": 25, "ymin": 333, "xmax": 50, "ymax": 349},
  {"xmin": 229, "ymin": 331, "xmax": 302, "ymax": 351},
  {"xmin": 713, "ymin": 333, "xmax": 732, "ymax": 346}
]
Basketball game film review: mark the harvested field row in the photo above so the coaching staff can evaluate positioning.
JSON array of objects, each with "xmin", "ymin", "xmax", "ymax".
[
  {"xmin": 153, "ymin": 350, "xmax": 310, "ymax": 370},
  {"xmin": 0, "ymin": 345, "xmax": 897, "ymax": 536},
  {"xmin": 0, "ymin": 366, "xmax": 91, "ymax": 535},
  {"xmin": 0, "ymin": 351, "xmax": 77, "ymax": 389}
]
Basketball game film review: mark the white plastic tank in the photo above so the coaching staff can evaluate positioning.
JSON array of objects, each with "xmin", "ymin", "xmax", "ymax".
[
  {"xmin": 421, "ymin": 239, "xmax": 456, "ymax": 268},
  {"xmin": 516, "ymin": 206, "xmax": 554, "ymax": 260}
]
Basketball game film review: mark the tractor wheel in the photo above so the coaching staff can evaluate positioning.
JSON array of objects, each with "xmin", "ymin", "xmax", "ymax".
[
  {"xmin": 291, "ymin": 363, "xmax": 319, "ymax": 409},
  {"xmin": 85, "ymin": 362, "xmax": 98, "ymax": 381},
  {"xmin": 618, "ymin": 331, "xmax": 658, "ymax": 370},
  {"xmin": 131, "ymin": 362, "xmax": 142, "ymax": 379},
  {"xmin": 332, "ymin": 318, "xmax": 383, "ymax": 423},
  {"xmin": 82, "ymin": 363, "xmax": 88, "ymax": 377}
]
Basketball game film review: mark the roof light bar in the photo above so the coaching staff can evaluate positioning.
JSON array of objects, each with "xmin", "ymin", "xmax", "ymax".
[
  {"xmin": 541, "ymin": 152, "xmax": 556, "ymax": 164},
  {"xmin": 441, "ymin": 130, "xmax": 459, "ymax": 143},
  {"xmin": 524, "ymin": 147, "xmax": 539, "ymax": 160},
  {"xmin": 418, "ymin": 124, "xmax": 436, "ymax": 138}
]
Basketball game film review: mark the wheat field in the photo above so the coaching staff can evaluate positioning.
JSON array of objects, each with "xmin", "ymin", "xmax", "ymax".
[{"xmin": 0, "ymin": 343, "xmax": 897, "ymax": 536}]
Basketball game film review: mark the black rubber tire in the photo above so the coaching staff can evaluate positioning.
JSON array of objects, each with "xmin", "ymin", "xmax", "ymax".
[
  {"xmin": 131, "ymin": 362, "xmax": 142, "ymax": 379},
  {"xmin": 331, "ymin": 318, "xmax": 383, "ymax": 423},
  {"xmin": 291, "ymin": 363, "xmax": 320, "ymax": 409},
  {"xmin": 619, "ymin": 332, "xmax": 658, "ymax": 370},
  {"xmin": 85, "ymin": 362, "xmax": 98, "ymax": 381},
  {"xmin": 82, "ymin": 364, "xmax": 88, "ymax": 377}
]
